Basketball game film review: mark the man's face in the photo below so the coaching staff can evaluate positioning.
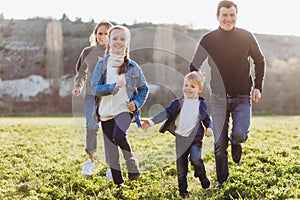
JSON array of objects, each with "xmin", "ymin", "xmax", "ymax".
[{"xmin": 217, "ymin": 6, "xmax": 237, "ymax": 31}]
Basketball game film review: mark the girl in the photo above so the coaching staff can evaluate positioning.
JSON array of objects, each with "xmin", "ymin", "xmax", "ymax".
[
  {"xmin": 142, "ymin": 71, "xmax": 212, "ymax": 198},
  {"xmin": 73, "ymin": 20, "xmax": 113, "ymax": 176},
  {"xmin": 91, "ymin": 25, "xmax": 149, "ymax": 187}
]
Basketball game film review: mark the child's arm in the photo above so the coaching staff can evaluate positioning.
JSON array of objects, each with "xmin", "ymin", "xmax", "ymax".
[
  {"xmin": 141, "ymin": 98, "xmax": 177, "ymax": 131},
  {"xmin": 126, "ymin": 101, "xmax": 136, "ymax": 112},
  {"xmin": 203, "ymin": 115, "xmax": 213, "ymax": 137},
  {"xmin": 129, "ymin": 67, "xmax": 149, "ymax": 110},
  {"xmin": 91, "ymin": 61, "xmax": 116, "ymax": 96},
  {"xmin": 201, "ymin": 102, "xmax": 213, "ymax": 137},
  {"xmin": 141, "ymin": 110, "xmax": 167, "ymax": 130}
]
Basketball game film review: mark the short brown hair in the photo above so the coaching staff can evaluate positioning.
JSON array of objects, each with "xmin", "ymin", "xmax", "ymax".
[{"xmin": 217, "ymin": 0, "xmax": 238, "ymax": 16}]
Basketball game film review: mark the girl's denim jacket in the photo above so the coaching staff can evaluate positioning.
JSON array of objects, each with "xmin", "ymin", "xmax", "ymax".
[
  {"xmin": 151, "ymin": 95, "xmax": 212, "ymax": 143},
  {"xmin": 91, "ymin": 55, "xmax": 149, "ymax": 127}
]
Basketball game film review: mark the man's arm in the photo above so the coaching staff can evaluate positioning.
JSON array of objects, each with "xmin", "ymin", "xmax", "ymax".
[
  {"xmin": 250, "ymin": 34, "xmax": 266, "ymax": 93},
  {"xmin": 249, "ymin": 34, "xmax": 266, "ymax": 103},
  {"xmin": 190, "ymin": 43, "xmax": 208, "ymax": 72}
]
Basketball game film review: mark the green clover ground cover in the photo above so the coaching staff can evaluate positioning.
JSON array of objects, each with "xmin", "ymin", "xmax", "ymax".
[{"xmin": 0, "ymin": 116, "xmax": 299, "ymax": 199}]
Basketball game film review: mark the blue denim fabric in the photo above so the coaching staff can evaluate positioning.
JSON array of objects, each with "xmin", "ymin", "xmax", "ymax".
[
  {"xmin": 101, "ymin": 112, "xmax": 139, "ymax": 185},
  {"xmin": 91, "ymin": 55, "xmax": 149, "ymax": 127},
  {"xmin": 210, "ymin": 94, "xmax": 251, "ymax": 183},
  {"xmin": 84, "ymin": 94, "xmax": 99, "ymax": 154},
  {"xmin": 176, "ymin": 136, "xmax": 206, "ymax": 194}
]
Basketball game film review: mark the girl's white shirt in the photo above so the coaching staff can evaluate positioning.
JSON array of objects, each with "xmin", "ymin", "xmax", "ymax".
[{"xmin": 99, "ymin": 53, "xmax": 129, "ymax": 121}]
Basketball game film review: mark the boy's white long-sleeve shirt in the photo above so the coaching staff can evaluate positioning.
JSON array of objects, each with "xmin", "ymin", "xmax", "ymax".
[
  {"xmin": 149, "ymin": 95, "xmax": 200, "ymax": 137},
  {"xmin": 174, "ymin": 96, "xmax": 199, "ymax": 137}
]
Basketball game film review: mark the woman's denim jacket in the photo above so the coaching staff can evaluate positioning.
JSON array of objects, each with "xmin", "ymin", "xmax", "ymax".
[
  {"xmin": 91, "ymin": 55, "xmax": 149, "ymax": 127},
  {"xmin": 151, "ymin": 95, "xmax": 211, "ymax": 143}
]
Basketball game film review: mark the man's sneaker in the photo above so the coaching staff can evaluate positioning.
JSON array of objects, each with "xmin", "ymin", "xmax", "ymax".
[
  {"xmin": 81, "ymin": 158, "xmax": 95, "ymax": 175},
  {"xmin": 199, "ymin": 176, "xmax": 210, "ymax": 189},
  {"xmin": 231, "ymin": 143, "xmax": 242, "ymax": 163},
  {"xmin": 106, "ymin": 168, "xmax": 112, "ymax": 180}
]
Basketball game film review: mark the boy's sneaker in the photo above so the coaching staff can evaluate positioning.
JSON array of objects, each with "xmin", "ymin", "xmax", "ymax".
[
  {"xmin": 81, "ymin": 158, "xmax": 95, "ymax": 175},
  {"xmin": 199, "ymin": 176, "xmax": 210, "ymax": 189},
  {"xmin": 106, "ymin": 168, "xmax": 113, "ymax": 180}
]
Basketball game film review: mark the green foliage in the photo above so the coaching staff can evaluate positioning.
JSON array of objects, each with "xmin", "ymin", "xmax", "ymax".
[
  {"xmin": 0, "ymin": 116, "xmax": 299, "ymax": 199},
  {"xmin": 255, "ymin": 58, "xmax": 300, "ymax": 114}
]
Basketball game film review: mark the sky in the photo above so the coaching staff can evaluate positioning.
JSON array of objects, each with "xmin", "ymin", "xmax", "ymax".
[{"xmin": 1, "ymin": 0, "xmax": 299, "ymax": 36}]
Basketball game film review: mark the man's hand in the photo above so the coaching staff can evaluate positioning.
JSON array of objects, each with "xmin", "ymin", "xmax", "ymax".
[{"xmin": 252, "ymin": 88, "xmax": 261, "ymax": 103}]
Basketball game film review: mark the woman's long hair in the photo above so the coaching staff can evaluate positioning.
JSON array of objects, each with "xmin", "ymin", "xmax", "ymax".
[{"xmin": 89, "ymin": 20, "xmax": 113, "ymax": 46}]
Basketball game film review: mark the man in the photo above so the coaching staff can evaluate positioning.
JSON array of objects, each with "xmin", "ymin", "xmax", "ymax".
[{"xmin": 190, "ymin": 0, "xmax": 266, "ymax": 188}]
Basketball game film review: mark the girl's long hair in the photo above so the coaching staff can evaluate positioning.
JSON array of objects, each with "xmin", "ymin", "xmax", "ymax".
[{"xmin": 106, "ymin": 25, "xmax": 130, "ymax": 75}]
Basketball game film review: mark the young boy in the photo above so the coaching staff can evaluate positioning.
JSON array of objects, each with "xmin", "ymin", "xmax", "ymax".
[{"xmin": 142, "ymin": 71, "xmax": 213, "ymax": 198}]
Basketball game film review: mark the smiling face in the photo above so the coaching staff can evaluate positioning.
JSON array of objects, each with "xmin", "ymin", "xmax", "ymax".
[
  {"xmin": 183, "ymin": 78, "xmax": 202, "ymax": 99},
  {"xmin": 217, "ymin": 6, "xmax": 237, "ymax": 31},
  {"xmin": 96, "ymin": 25, "xmax": 109, "ymax": 45},
  {"xmin": 109, "ymin": 28, "xmax": 129, "ymax": 55}
]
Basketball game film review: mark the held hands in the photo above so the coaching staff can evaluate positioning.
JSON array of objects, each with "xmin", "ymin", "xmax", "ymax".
[
  {"xmin": 205, "ymin": 127, "xmax": 213, "ymax": 137},
  {"xmin": 141, "ymin": 119, "xmax": 151, "ymax": 130},
  {"xmin": 252, "ymin": 88, "xmax": 261, "ymax": 103}
]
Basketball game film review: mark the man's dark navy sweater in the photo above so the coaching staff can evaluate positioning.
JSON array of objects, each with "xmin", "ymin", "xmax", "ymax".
[{"xmin": 190, "ymin": 26, "xmax": 265, "ymax": 96}]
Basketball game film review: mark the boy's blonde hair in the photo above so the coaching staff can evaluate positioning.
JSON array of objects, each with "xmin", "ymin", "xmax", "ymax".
[{"xmin": 184, "ymin": 71, "xmax": 205, "ymax": 91}]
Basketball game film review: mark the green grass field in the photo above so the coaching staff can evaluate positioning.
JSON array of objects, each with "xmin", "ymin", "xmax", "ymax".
[{"xmin": 0, "ymin": 116, "xmax": 299, "ymax": 200}]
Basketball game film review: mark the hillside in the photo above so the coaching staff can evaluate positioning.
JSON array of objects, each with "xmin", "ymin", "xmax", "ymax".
[
  {"xmin": 1, "ymin": 17, "xmax": 300, "ymax": 80},
  {"xmin": 0, "ymin": 17, "xmax": 300, "ymax": 115}
]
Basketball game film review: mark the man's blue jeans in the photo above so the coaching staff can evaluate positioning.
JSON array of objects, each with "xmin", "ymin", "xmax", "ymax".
[{"xmin": 210, "ymin": 94, "xmax": 251, "ymax": 183}]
